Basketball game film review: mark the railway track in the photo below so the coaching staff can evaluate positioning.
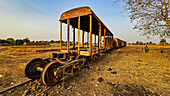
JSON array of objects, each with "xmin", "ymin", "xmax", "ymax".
[
  {"xmin": 0, "ymin": 78, "xmax": 53, "ymax": 96},
  {"xmin": 0, "ymin": 79, "xmax": 32, "ymax": 94},
  {"xmin": 0, "ymin": 52, "xmax": 106, "ymax": 95},
  {"xmin": 0, "ymin": 65, "xmax": 90, "ymax": 96}
]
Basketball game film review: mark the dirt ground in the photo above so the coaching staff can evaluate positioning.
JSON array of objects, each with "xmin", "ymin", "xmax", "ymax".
[
  {"xmin": 0, "ymin": 45, "xmax": 170, "ymax": 96},
  {"xmin": 0, "ymin": 45, "xmax": 59, "ymax": 90}
]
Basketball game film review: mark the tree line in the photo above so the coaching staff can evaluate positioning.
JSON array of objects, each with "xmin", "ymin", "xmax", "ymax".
[
  {"xmin": 0, "ymin": 37, "xmax": 65, "ymax": 45},
  {"xmin": 128, "ymin": 39, "xmax": 168, "ymax": 45},
  {"xmin": 0, "ymin": 37, "xmax": 30, "ymax": 45}
]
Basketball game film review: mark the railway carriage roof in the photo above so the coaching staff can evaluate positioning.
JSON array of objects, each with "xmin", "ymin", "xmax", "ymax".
[{"xmin": 60, "ymin": 6, "xmax": 113, "ymax": 36}]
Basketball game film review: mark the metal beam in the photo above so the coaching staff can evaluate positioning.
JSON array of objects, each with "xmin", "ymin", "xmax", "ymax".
[
  {"xmin": 89, "ymin": 15, "xmax": 92, "ymax": 55},
  {"xmin": 94, "ymin": 35, "xmax": 96, "ymax": 47},
  {"xmin": 104, "ymin": 28, "xmax": 106, "ymax": 49},
  {"xmin": 87, "ymin": 32, "xmax": 89, "ymax": 47},
  {"xmin": 60, "ymin": 21, "xmax": 62, "ymax": 51},
  {"xmin": 99, "ymin": 23, "xmax": 101, "ymax": 50},
  {"xmin": 67, "ymin": 19, "xmax": 70, "ymax": 52},
  {"xmin": 82, "ymin": 30, "xmax": 84, "ymax": 47},
  {"xmin": 72, "ymin": 27, "xmax": 75, "ymax": 49},
  {"xmin": 107, "ymin": 32, "xmax": 108, "ymax": 49},
  {"xmin": 78, "ymin": 16, "xmax": 80, "ymax": 54}
]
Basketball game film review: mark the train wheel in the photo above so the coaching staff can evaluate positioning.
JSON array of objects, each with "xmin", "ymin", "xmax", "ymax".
[
  {"xmin": 41, "ymin": 61, "xmax": 62, "ymax": 86},
  {"xmin": 25, "ymin": 58, "xmax": 45, "ymax": 79}
]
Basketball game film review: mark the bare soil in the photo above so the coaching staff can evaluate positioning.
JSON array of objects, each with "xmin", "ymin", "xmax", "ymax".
[{"xmin": 0, "ymin": 45, "xmax": 169, "ymax": 96}]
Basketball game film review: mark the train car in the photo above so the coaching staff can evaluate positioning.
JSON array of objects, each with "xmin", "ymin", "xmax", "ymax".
[
  {"xmin": 113, "ymin": 38, "xmax": 121, "ymax": 48},
  {"xmin": 121, "ymin": 40, "xmax": 127, "ymax": 47},
  {"xmin": 24, "ymin": 6, "xmax": 115, "ymax": 86},
  {"xmin": 112, "ymin": 38, "xmax": 127, "ymax": 48}
]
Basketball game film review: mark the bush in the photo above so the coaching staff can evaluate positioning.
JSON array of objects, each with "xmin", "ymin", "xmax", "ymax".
[
  {"xmin": 6, "ymin": 38, "xmax": 14, "ymax": 44},
  {"xmin": 0, "ymin": 39, "xmax": 6, "ymax": 44},
  {"xmin": 14, "ymin": 39, "xmax": 24, "ymax": 45},
  {"xmin": 23, "ymin": 37, "xmax": 30, "ymax": 43},
  {"xmin": 160, "ymin": 39, "xmax": 166, "ymax": 43}
]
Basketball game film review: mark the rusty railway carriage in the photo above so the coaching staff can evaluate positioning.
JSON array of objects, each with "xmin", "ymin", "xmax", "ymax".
[
  {"xmin": 25, "ymin": 6, "xmax": 124, "ymax": 86},
  {"xmin": 113, "ymin": 38, "xmax": 127, "ymax": 48}
]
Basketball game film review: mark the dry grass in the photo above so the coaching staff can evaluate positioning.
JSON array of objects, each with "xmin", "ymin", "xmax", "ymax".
[
  {"xmin": 52, "ymin": 45, "xmax": 170, "ymax": 96},
  {"xmin": 0, "ymin": 45, "xmax": 169, "ymax": 95}
]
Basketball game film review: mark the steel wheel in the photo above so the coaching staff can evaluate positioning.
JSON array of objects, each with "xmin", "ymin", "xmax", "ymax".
[
  {"xmin": 41, "ymin": 61, "xmax": 62, "ymax": 86},
  {"xmin": 25, "ymin": 58, "xmax": 45, "ymax": 79}
]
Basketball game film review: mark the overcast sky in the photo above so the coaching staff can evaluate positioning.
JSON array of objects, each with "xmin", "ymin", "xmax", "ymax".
[{"xmin": 0, "ymin": 0, "xmax": 169, "ymax": 43}]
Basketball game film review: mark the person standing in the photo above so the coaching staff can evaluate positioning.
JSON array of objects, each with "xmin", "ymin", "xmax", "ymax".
[{"xmin": 145, "ymin": 45, "xmax": 148, "ymax": 52}]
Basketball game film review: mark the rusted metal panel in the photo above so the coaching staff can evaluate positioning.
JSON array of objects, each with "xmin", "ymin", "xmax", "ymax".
[{"xmin": 60, "ymin": 7, "xmax": 92, "ymax": 21}]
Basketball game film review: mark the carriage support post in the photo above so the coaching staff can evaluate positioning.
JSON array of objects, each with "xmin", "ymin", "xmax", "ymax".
[
  {"xmin": 73, "ymin": 27, "xmax": 75, "ymax": 49},
  {"xmin": 89, "ymin": 15, "xmax": 92, "ymax": 56},
  {"xmin": 104, "ymin": 28, "xmax": 106, "ymax": 49},
  {"xmin": 78, "ymin": 16, "xmax": 80, "ymax": 54},
  {"xmin": 60, "ymin": 21, "xmax": 62, "ymax": 51},
  {"xmin": 67, "ymin": 19, "xmax": 70, "ymax": 52}
]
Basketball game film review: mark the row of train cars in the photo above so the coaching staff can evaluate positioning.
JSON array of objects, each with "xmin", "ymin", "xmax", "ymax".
[
  {"xmin": 25, "ymin": 6, "xmax": 127, "ymax": 86},
  {"xmin": 113, "ymin": 38, "xmax": 127, "ymax": 48}
]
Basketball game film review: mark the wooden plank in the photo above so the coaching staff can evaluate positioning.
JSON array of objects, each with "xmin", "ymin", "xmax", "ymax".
[
  {"xmin": 80, "ymin": 51, "xmax": 90, "ymax": 56},
  {"xmin": 36, "ymin": 49, "xmax": 60, "ymax": 52}
]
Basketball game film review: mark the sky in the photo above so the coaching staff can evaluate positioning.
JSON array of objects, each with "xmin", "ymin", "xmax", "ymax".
[{"xmin": 0, "ymin": 0, "xmax": 169, "ymax": 43}]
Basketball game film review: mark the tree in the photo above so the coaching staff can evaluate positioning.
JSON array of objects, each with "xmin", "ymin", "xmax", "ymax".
[
  {"xmin": 55, "ymin": 40, "xmax": 60, "ymax": 43},
  {"xmin": 114, "ymin": 0, "xmax": 170, "ymax": 38},
  {"xmin": 146, "ymin": 42, "xmax": 149, "ymax": 44},
  {"xmin": 149, "ymin": 41, "xmax": 153, "ymax": 44},
  {"xmin": 136, "ymin": 41, "xmax": 140, "ymax": 45},
  {"xmin": 14, "ymin": 39, "xmax": 24, "ymax": 45},
  {"xmin": 50, "ymin": 40, "xmax": 55, "ymax": 43},
  {"xmin": 160, "ymin": 38, "xmax": 166, "ymax": 43},
  {"xmin": 31, "ymin": 41, "xmax": 35, "ymax": 43},
  {"xmin": 0, "ymin": 39, "xmax": 6, "ymax": 44},
  {"xmin": 23, "ymin": 37, "xmax": 30, "ymax": 43},
  {"xmin": 139, "ymin": 41, "xmax": 143, "ymax": 45},
  {"xmin": 6, "ymin": 38, "xmax": 14, "ymax": 44}
]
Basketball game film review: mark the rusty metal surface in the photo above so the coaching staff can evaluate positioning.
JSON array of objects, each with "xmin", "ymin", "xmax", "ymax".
[
  {"xmin": 60, "ymin": 7, "xmax": 92, "ymax": 21},
  {"xmin": 59, "ymin": 6, "xmax": 113, "ymax": 36}
]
